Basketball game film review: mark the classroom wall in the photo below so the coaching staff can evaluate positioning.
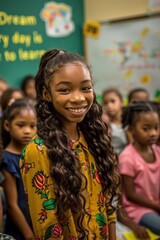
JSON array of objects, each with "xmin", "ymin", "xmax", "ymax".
[
  {"xmin": 84, "ymin": 0, "xmax": 160, "ymax": 102},
  {"xmin": 84, "ymin": 0, "xmax": 149, "ymax": 21}
]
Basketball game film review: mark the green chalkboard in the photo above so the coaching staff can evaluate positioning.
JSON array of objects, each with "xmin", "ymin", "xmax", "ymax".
[{"xmin": 0, "ymin": 0, "xmax": 84, "ymax": 87}]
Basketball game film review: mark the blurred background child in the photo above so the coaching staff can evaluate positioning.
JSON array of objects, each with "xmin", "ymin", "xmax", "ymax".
[
  {"xmin": 0, "ymin": 78, "xmax": 9, "ymax": 117},
  {"xmin": 102, "ymin": 87, "xmax": 128, "ymax": 154},
  {"xmin": 128, "ymin": 87, "xmax": 149, "ymax": 104},
  {"xmin": 126, "ymin": 87, "xmax": 150, "ymax": 143},
  {"xmin": 0, "ymin": 99, "xmax": 37, "ymax": 239},
  {"xmin": 0, "ymin": 78, "xmax": 8, "ymax": 100},
  {"xmin": 119, "ymin": 101, "xmax": 160, "ymax": 235},
  {"xmin": 0, "ymin": 88, "xmax": 24, "ymax": 116},
  {"xmin": 21, "ymin": 75, "xmax": 36, "ymax": 99}
]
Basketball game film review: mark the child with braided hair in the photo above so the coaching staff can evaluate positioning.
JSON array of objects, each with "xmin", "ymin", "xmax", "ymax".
[
  {"xmin": 119, "ymin": 101, "xmax": 160, "ymax": 235},
  {"xmin": 20, "ymin": 48, "xmax": 120, "ymax": 240}
]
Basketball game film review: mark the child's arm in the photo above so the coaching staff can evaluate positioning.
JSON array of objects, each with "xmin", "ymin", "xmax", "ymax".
[
  {"xmin": 117, "ymin": 207, "xmax": 149, "ymax": 240},
  {"xmin": 2, "ymin": 169, "xmax": 34, "ymax": 240},
  {"xmin": 108, "ymin": 223, "xmax": 116, "ymax": 240},
  {"xmin": 122, "ymin": 175, "xmax": 160, "ymax": 213}
]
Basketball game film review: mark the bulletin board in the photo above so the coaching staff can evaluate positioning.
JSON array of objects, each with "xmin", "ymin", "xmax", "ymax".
[{"xmin": 85, "ymin": 15, "xmax": 160, "ymax": 100}]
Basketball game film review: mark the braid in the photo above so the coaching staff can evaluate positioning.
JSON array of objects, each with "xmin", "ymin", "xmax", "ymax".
[
  {"xmin": 80, "ymin": 97, "xmax": 120, "ymax": 206},
  {"xmin": 122, "ymin": 101, "xmax": 158, "ymax": 128}
]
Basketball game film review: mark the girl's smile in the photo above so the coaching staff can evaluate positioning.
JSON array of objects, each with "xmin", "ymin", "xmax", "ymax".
[
  {"xmin": 43, "ymin": 62, "xmax": 94, "ymax": 130},
  {"xmin": 66, "ymin": 106, "xmax": 87, "ymax": 114}
]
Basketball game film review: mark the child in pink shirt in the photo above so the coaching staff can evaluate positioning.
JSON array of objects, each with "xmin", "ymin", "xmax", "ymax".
[{"xmin": 119, "ymin": 101, "xmax": 160, "ymax": 235}]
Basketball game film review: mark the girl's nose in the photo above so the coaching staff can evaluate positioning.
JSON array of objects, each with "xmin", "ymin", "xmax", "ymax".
[
  {"xmin": 70, "ymin": 93, "xmax": 85, "ymax": 103},
  {"xmin": 24, "ymin": 127, "xmax": 32, "ymax": 133},
  {"xmin": 150, "ymin": 129, "xmax": 158, "ymax": 137}
]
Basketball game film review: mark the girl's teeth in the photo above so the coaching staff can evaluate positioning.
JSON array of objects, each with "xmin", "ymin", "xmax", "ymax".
[{"xmin": 69, "ymin": 108, "xmax": 84, "ymax": 112}]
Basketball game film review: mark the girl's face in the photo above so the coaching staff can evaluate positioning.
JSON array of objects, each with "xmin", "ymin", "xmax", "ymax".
[
  {"xmin": 132, "ymin": 111, "xmax": 160, "ymax": 146},
  {"xmin": 6, "ymin": 109, "xmax": 37, "ymax": 146},
  {"xmin": 43, "ymin": 62, "xmax": 94, "ymax": 130},
  {"xmin": 25, "ymin": 79, "xmax": 36, "ymax": 98},
  {"xmin": 130, "ymin": 91, "xmax": 149, "ymax": 104},
  {"xmin": 103, "ymin": 92, "xmax": 122, "ymax": 118}
]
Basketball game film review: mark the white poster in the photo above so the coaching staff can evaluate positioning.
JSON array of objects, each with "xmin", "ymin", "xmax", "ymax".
[{"xmin": 85, "ymin": 17, "xmax": 160, "ymax": 100}]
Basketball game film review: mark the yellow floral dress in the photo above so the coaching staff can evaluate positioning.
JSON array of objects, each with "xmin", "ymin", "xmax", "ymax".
[{"xmin": 20, "ymin": 133, "xmax": 116, "ymax": 240}]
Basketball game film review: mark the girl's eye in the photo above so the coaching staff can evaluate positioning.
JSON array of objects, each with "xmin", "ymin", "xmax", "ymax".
[
  {"xmin": 82, "ymin": 86, "xmax": 93, "ymax": 91},
  {"xmin": 58, "ymin": 88, "xmax": 70, "ymax": 93},
  {"xmin": 31, "ymin": 124, "xmax": 37, "ymax": 129},
  {"xmin": 17, "ymin": 124, "xmax": 23, "ymax": 128}
]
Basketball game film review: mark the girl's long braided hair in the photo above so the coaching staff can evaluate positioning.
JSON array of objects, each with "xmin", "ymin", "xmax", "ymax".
[{"xmin": 35, "ymin": 49, "xmax": 120, "ymax": 237}]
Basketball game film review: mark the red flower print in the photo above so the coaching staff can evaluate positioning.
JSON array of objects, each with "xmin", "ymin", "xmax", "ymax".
[
  {"xmin": 70, "ymin": 236, "xmax": 76, "ymax": 240},
  {"xmin": 59, "ymin": 216, "xmax": 68, "ymax": 226},
  {"xmin": 91, "ymin": 163, "xmax": 101, "ymax": 184},
  {"xmin": 99, "ymin": 192, "xmax": 104, "ymax": 204},
  {"xmin": 95, "ymin": 170, "xmax": 101, "ymax": 184},
  {"xmin": 24, "ymin": 162, "xmax": 35, "ymax": 174},
  {"xmin": 32, "ymin": 171, "xmax": 49, "ymax": 194},
  {"xmin": 52, "ymin": 223, "xmax": 62, "ymax": 238},
  {"xmin": 101, "ymin": 225, "xmax": 108, "ymax": 236}
]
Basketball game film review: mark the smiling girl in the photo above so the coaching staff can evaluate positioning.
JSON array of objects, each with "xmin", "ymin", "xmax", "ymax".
[{"xmin": 20, "ymin": 49, "xmax": 120, "ymax": 240}]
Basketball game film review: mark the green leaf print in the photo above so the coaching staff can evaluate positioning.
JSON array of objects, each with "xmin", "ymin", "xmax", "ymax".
[
  {"xmin": 43, "ymin": 198, "xmax": 56, "ymax": 210},
  {"xmin": 41, "ymin": 192, "xmax": 49, "ymax": 199},
  {"xmin": 96, "ymin": 214, "xmax": 106, "ymax": 226},
  {"xmin": 76, "ymin": 148, "xmax": 82, "ymax": 153},
  {"xmin": 21, "ymin": 146, "xmax": 27, "ymax": 159},
  {"xmin": 34, "ymin": 138, "xmax": 44, "ymax": 145},
  {"xmin": 44, "ymin": 224, "xmax": 54, "ymax": 239}
]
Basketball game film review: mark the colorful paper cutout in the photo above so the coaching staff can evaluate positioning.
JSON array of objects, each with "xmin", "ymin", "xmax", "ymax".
[
  {"xmin": 140, "ymin": 74, "xmax": 151, "ymax": 84},
  {"xmin": 83, "ymin": 21, "xmax": 100, "ymax": 38},
  {"xmin": 40, "ymin": 2, "xmax": 75, "ymax": 37}
]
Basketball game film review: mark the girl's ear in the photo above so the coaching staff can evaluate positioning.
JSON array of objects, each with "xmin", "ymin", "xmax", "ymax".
[
  {"xmin": 4, "ymin": 120, "xmax": 10, "ymax": 132},
  {"xmin": 42, "ymin": 87, "xmax": 51, "ymax": 101}
]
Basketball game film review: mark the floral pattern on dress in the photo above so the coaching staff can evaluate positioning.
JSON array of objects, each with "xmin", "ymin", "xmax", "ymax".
[{"xmin": 20, "ymin": 134, "xmax": 116, "ymax": 239}]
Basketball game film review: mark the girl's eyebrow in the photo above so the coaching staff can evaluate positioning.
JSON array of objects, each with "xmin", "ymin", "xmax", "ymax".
[{"xmin": 56, "ymin": 79, "xmax": 92, "ymax": 86}]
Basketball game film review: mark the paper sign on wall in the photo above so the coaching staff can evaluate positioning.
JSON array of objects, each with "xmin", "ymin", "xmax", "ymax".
[
  {"xmin": 40, "ymin": 2, "xmax": 75, "ymax": 37},
  {"xmin": 83, "ymin": 21, "xmax": 100, "ymax": 38}
]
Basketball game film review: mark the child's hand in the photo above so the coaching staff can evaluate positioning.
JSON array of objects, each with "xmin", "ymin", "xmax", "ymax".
[{"xmin": 132, "ymin": 224, "xmax": 150, "ymax": 240}]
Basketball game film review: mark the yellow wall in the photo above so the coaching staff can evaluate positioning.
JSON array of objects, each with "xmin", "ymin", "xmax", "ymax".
[{"xmin": 84, "ymin": 0, "xmax": 149, "ymax": 21}]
